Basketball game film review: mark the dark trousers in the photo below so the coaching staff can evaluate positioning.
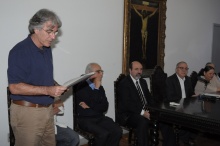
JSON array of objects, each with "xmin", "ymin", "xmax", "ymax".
[
  {"xmin": 179, "ymin": 128, "xmax": 197, "ymax": 143},
  {"xmin": 78, "ymin": 116, "xmax": 122, "ymax": 146},
  {"xmin": 160, "ymin": 123, "xmax": 177, "ymax": 146},
  {"xmin": 56, "ymin": 125, "xmax": 79, "ymax": 146},
  {"xmin": 126, "ymin": 114, "xmax": 150, "ymax": 146}
]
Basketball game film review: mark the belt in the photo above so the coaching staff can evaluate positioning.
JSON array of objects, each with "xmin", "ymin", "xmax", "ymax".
[{"xmin": 12, "ymin": 100, "xmax": 51, "ymax": 108}]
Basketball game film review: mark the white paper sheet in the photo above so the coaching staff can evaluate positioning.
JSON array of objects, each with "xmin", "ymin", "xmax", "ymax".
[
  {"xmin": 203, "ymin": 92, "xmax": 220, "ymax": 98},
  {"xmin": 63, "ymin": 72, "xmax": 95, "ymax": 87},
  {"xmin": 169, "ymin": 102, "xmax": 180, "ymax": 106}
]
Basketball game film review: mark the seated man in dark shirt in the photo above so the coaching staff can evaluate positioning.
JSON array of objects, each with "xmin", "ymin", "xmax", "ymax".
[{"xmin": 75, "ymin": 62, "xmax": 122, "ymax": 146}]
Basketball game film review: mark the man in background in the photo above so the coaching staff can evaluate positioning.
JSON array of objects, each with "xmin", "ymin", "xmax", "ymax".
[
  {"xmin": 118, "ymin": 61, "xmax": 176, "ymax": 146},
  {"xmin": 75, "ymin": 63, "xmax": 122, "ymax": 146},
  {"xmin": 166, "ymin": 61, "xmax": 196, "ymax": 146}
]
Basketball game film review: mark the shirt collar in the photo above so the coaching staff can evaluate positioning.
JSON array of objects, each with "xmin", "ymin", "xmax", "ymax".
[
  {"xmin": 86, "ymin": 79, "xmax": 95, "ymax": 90},
  {"xmin": 130, "ymin": 74, "xmax": 140, "ymax": 84},
  {"xmin": 176, "ymin": 73, "xmax": 185, "ymax": 81}
]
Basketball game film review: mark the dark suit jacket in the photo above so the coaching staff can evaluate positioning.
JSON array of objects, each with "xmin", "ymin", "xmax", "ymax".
[
  {"xmin": 166, "ymin": 73, "xmax": 194, "ymax": 102},
  {"xmin": 117, "ymin": 75, "xmax": 153, "ymax": 126}
]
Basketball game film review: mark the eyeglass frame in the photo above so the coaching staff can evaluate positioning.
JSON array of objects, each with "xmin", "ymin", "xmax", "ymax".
[
  {"xmin": 177, "ymin": 67, "xmax": 189, "ymax": 71},
  {"xmin": 95, "ymin": 70, "xmax": 104, "ymax": 73},
  {"xmin": 41, "ymin": 28, "xmax": 58, "ymax": 36}
]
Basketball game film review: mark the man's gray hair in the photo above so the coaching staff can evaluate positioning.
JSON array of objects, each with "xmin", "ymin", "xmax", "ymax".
[
  {"xmin": 28, "ymin": 9, "xmax": 62, "ymax": 34},
  {"xmin": 176, "ymin": 61, "xmax": 187, "ymax": 68},
  {"xmin": 85, "ymin": 63, "xmax": 98, "ymax": 74}
]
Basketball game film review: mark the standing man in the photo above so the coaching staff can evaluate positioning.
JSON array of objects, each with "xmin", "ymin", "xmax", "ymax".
[
  {"xmin": 7, "ymin": 9, "xmax": 67, "ymax": 146},
  {"xmin": 166, "ymin": 61, "xmax": 196, "ymax": 145},
  {"xmin": 75, "ymin": 63, "xmax": 122, "ymax": 146}
]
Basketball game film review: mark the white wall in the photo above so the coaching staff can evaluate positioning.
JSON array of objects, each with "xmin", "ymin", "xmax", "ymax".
[
  {"xmin": 165, "ymin": 0, "xmax": 220, "ymax": 75},
  {"xmin": 1, "ymin": 0, "xmax": 220, "ymax": 145}
]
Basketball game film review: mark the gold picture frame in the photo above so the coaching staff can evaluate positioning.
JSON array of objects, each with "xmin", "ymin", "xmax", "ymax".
[{"xmin": 122, "ymin": 0, "xmax": 167, "ymax": 77}]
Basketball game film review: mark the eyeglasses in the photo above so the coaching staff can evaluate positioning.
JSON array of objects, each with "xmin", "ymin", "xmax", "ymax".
[
  {"xmin": 95, "ymin": 70, "xmax": 104, "ymax": 73},
  {"xmin": 177, "ymin": 67, "xmax": 189, "ymax": 71},
  {"xmin": 42, "ymin": 28, "xmax": 58, "ymax": 36}
]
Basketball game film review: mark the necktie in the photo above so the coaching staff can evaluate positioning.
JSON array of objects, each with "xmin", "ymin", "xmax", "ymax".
[{"xmin": 136, "ymin": 81, "xmax": 147, "ymax": 110}]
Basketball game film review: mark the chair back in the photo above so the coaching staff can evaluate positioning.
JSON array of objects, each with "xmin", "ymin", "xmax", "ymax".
[
  {"xmin": 72, "ymin": 84, "xmax": 94, "ymax": 145},
  {"xmin": 114, "ymin": 74, "xmax": 138, "ymax": 145},
  {"xmin": 7, "ymin": 87, "xmax": 15, "ymax": 146},
  {"xmin": 150, "ymin": 66, "xmax": 167, "ymax": 103},
  {"xmin": 114, "ymin": 74, "xmax": 126, "ymax": 123},
  {"xmin": 190, "ymin": 71, "xmax": 198, "ymax": 91}
]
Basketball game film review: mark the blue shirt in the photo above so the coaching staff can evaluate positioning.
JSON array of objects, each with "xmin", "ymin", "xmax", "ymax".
[
  {"xmin": 86, "ymin": 79, "xmax": 99, "ymax": 90},
  {"xmin": 7, "ymin": 35, "xmax": 54, "ymax": 104}
]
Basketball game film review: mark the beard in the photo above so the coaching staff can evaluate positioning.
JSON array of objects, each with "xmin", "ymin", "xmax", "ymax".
[{"xmin": 134, "ymin": 73, "xmax": 142, "ymax": 80}]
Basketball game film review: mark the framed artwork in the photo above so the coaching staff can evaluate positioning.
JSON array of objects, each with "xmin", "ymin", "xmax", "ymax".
[{"xmin": 122, "ymin": 0, "xmax": 167, "ymax": 77}]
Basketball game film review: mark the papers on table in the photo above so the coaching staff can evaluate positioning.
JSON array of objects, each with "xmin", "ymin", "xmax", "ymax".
[
  {"xmin": 63, "ymin": 72, "xmax": 95, "ymax": 88},
  {"xmin": 203, "ymin": 93, "xmax": 220, "ymax": 99},
  {"xmin": 169, "ymin": 102, "xmax": 180, "ymax": 106}
]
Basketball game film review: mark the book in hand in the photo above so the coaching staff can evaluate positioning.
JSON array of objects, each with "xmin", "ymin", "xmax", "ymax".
[{"xmin": 63, "ymin": 72, "xmax": 95, "ymax": 88}]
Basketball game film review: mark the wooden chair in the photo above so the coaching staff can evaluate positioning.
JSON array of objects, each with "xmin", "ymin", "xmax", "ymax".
[
  {"xmin": 114, "ymin": 74, "xmax": 137, "ymax": 146},
  {"xmin": 150, "ymin": 66, "xmax": 167, "ymax": 103},
  {"xmin": 197, "ymin": 68, "xmax": 204, "ymax": 77},
  {"xmin": 149, "ymin": 66, "xmax": 168, "ymax": 145},
  {"xmin": 190, "ymin": 71, "xmax": 198, "ymax": 91},
  {"xmin": 7, "ymin": 87, "xmax": 15, "ymax": 146},
  {"xmin": 72, "ymin": 85, "xmax": 95, "ymax": 146}
]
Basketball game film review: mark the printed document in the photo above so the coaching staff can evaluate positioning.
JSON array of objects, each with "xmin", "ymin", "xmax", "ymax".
[{"xmin": 63, "ymin": 72, "xmax": 95, "ymax": 87}]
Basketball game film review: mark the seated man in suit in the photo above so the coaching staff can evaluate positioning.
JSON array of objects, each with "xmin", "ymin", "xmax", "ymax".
[
  {"xmin": 75, "ymin": 62, "xmax": 122, "ymax": 146},
  {"xmin": 166, "ymin": 61, "xmax": 195, "ymax": 102},
  {"xmin": 166, "ymin": 61, "xmax": 196, "ymax": 146},
  {"xmin": 118, "ymin": 61, "xmax": 176, "ymax": 146},
  {"xmin": 53, "ymin": 99, "xmax": 80, "ymax": 146}
]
